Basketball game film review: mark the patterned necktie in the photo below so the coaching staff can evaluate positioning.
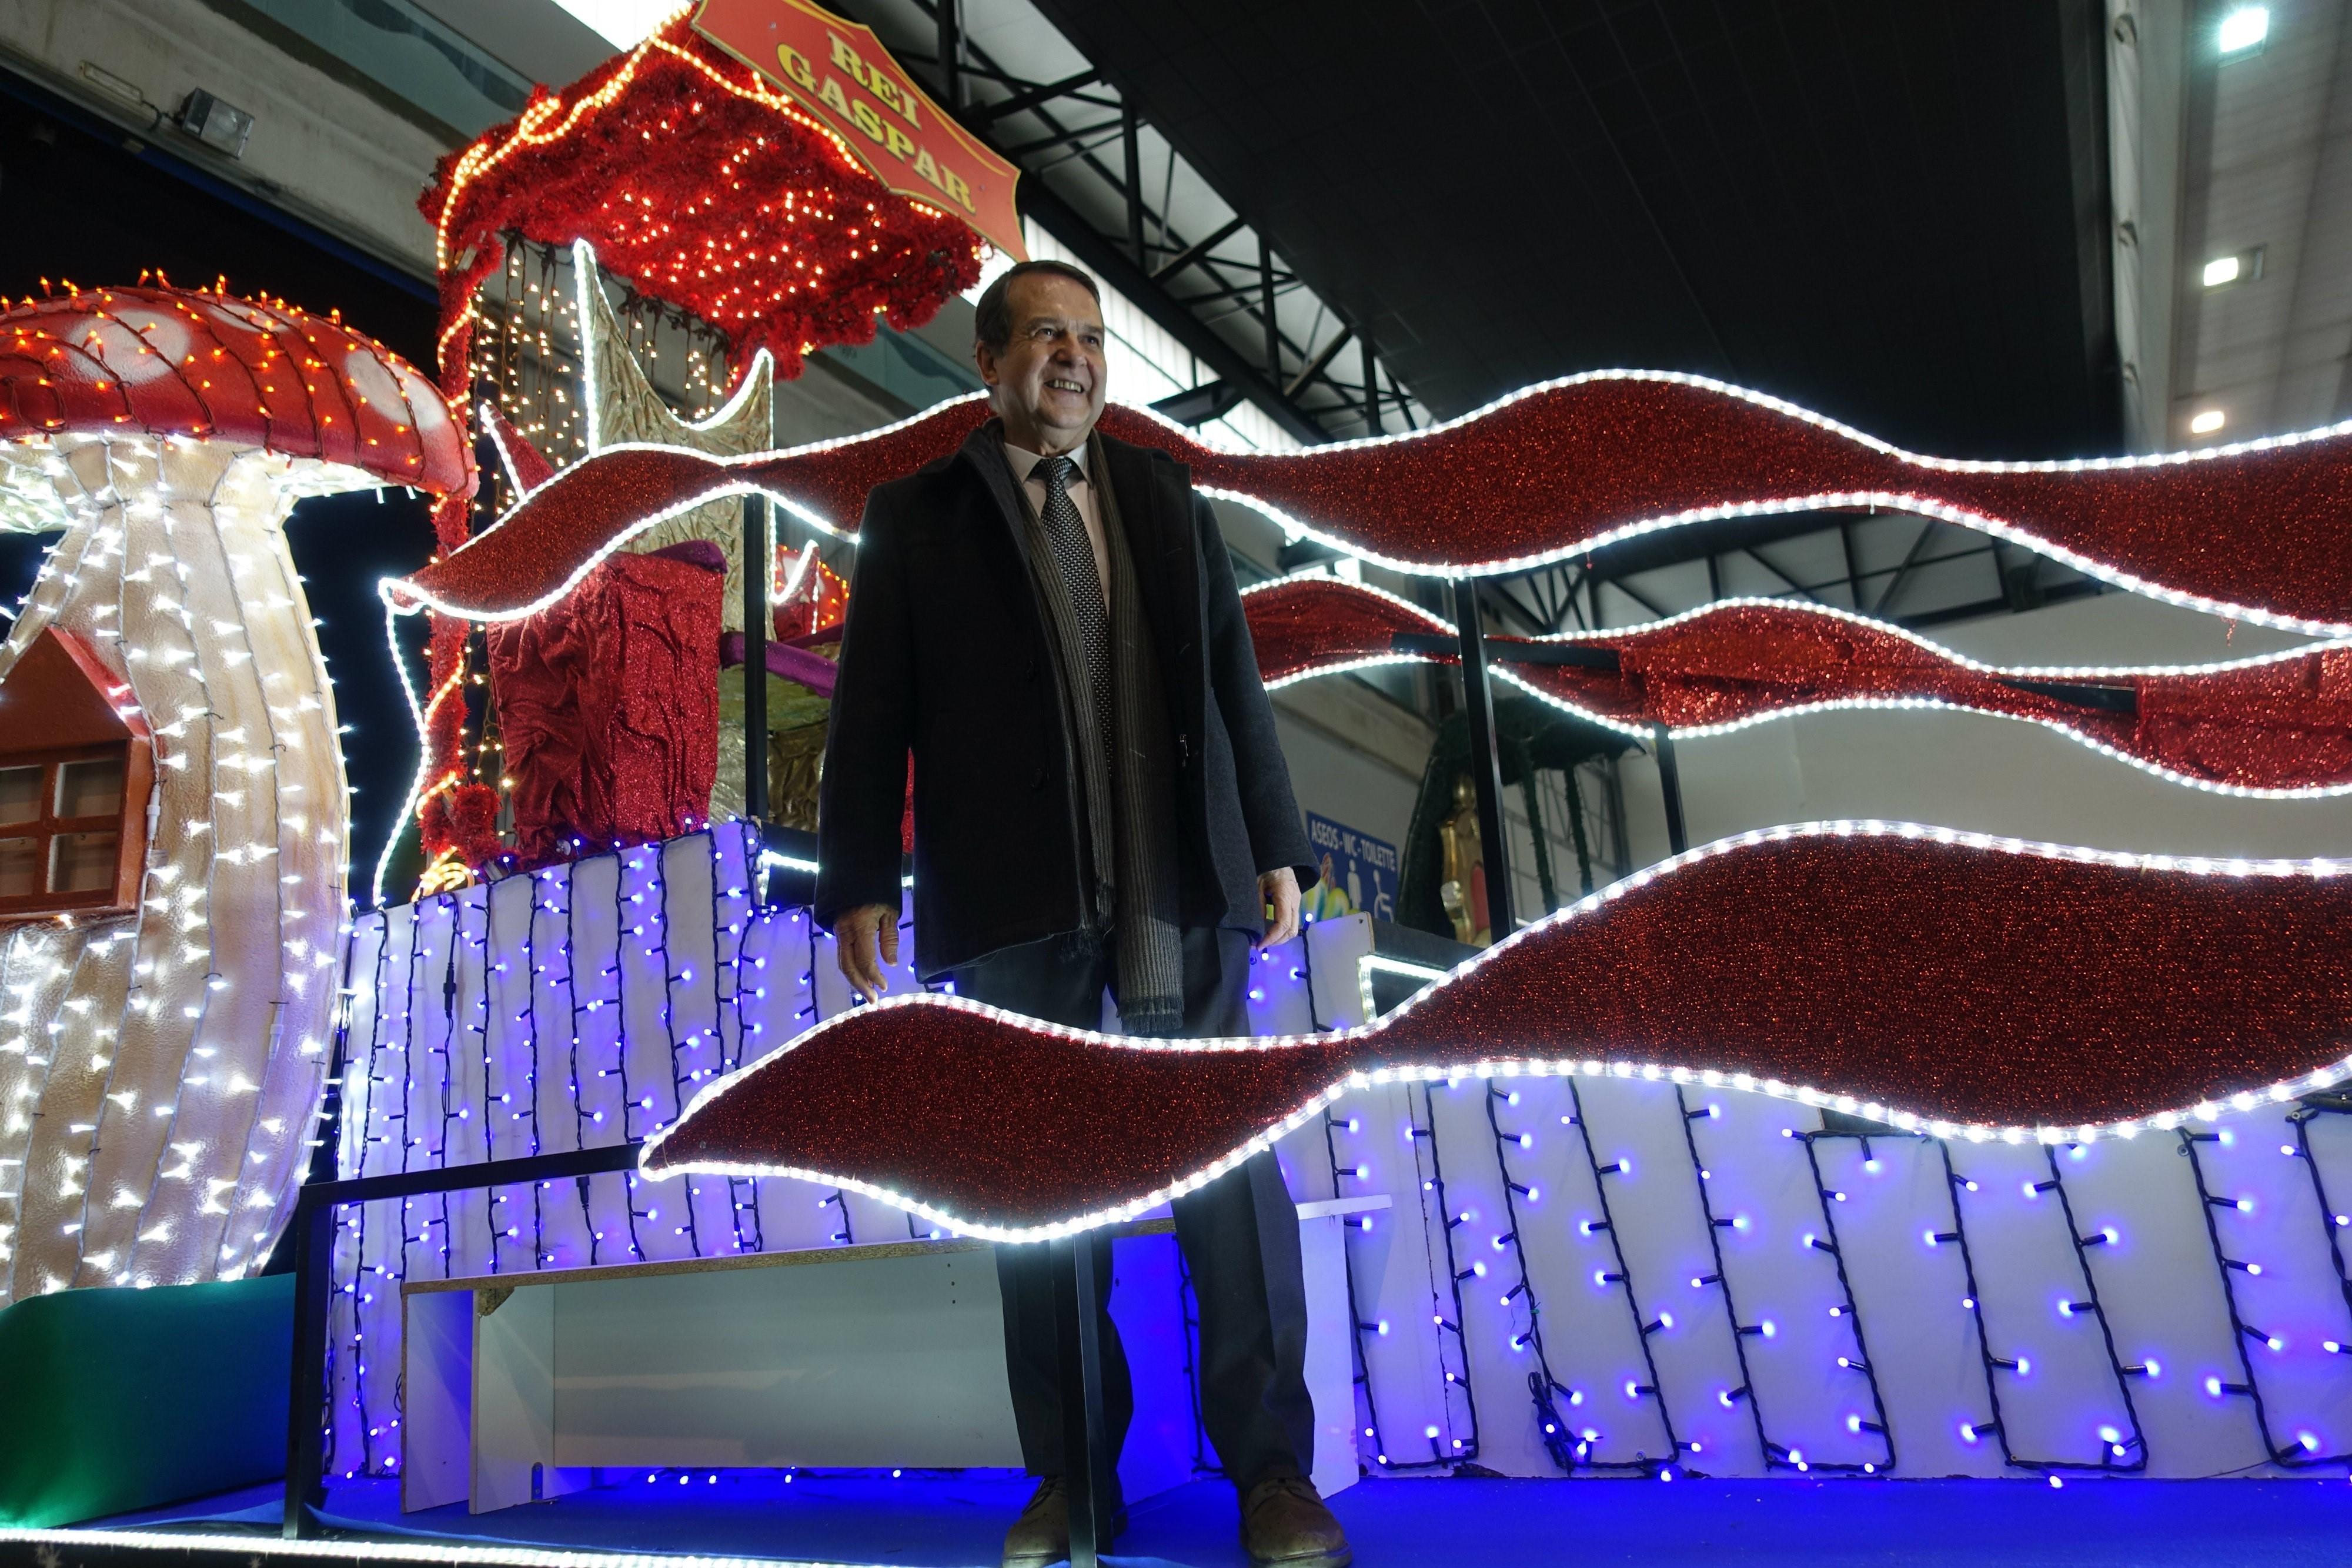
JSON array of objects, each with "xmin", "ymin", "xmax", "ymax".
[{"xmin": 1035, "ymin": 454, "xmax": 1116, "ymax": 761}]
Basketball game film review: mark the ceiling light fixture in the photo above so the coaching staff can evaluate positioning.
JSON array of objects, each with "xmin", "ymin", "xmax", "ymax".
[
  {"xmin": 2203, "ymin": 256, "xmax": 2242, "ymax": 287},
  {"xmin": 2220, "ymin": 6, "xmax": 2270, "ymax": 55},
  {"xmin": 2191, "ymin": 410, "xmax": 2227, "ymax": 436},
  {"xmin": 548, "ymin": 0, "xmax": 676, "ymax": 51}
]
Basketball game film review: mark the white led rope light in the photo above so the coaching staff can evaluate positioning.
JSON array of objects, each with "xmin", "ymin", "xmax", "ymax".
[
  {"xmin": 479, "ymin": 402, "xmax": 546, "ymax": 496},
  {"xmin": 379, "ymin": 330, "xmax": 2352, "ymax": 915},
  {"xmin": 1354, "ymin": 954, "xmax": 1450, "ymax": 1027}
]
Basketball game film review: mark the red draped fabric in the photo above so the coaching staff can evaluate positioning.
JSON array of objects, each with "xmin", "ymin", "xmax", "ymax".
[{"xmin": 487, "ymin": 549, "xmax": 723, "ymax": 867}]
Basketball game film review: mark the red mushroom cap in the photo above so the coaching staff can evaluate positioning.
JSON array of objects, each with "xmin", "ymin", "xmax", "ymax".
[{"xmin": 0, "ymin": 284, "xmax": 473, "ymax": 497}]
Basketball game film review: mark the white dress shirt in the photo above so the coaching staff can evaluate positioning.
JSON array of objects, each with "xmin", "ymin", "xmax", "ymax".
[{"xmin": 1005, "ymin": 438, "xmax": 1110, "ymax": 609}]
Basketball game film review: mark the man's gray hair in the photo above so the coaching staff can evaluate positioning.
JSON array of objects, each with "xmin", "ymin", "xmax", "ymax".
[{"xmin": 973, "ymin": 260, "xmax": 1103, "ymax": 351}]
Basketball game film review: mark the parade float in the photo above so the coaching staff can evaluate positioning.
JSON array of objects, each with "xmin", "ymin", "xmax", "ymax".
[{"xmin": 9, "ymin": 2, "xmax": 2352, "ymax": 1559}]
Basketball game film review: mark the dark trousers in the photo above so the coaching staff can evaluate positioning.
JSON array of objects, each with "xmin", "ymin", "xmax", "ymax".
[{"xmin": 951, "ymin": 925, "xmax": 1317, "ymax": 1496}]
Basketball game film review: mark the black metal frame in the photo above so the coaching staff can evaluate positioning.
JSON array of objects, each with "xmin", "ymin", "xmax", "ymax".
[
  {"xmin": 1476, "ymin": 520, "xmax": 2100, "ymax": 641},
  {"xmin": 1052, "ymin": 1238, "xmax": 1114, "ymax": 1567},
  {"xmin": 280, "ymin": 1142, "xmax": 643, "ymax": 1538},
  {"xmin": 279, "ymin": 1139, "xmax": 1122, "ymax": 1559},
  {"xmin": 744, "ymin": 494, "xmax": 770, "ymax": 824},
  {"xmin": 1451, "ymin": 582, "xmax": 1515, "ymax": 940}
]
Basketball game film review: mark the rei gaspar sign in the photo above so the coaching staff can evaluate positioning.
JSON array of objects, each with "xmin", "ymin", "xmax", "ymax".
[{"xmin": 693, "ymin": 0, "xmax": 1027, "ymax": 261}]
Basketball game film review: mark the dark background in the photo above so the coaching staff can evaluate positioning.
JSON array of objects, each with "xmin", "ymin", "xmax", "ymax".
[{"xmin": 1028, "ymin": 0, "xmax": 2119, "ymax": 458}]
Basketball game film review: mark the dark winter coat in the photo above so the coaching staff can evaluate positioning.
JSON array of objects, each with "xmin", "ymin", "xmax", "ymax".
[{"xmin": 813, "ymin": 419, "xmax": 1318, "ymax": 978}]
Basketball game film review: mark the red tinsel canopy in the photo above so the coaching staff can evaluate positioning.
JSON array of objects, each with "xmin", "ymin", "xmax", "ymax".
[{"xmin": 420, "ymin": 13, "xmax": 986, "ymax": 403}]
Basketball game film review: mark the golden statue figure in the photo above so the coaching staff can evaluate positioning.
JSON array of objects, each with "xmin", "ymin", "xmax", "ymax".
[{"xmin": 1436, "ymin": 774, "xmax": 1492, "ymax": 948}]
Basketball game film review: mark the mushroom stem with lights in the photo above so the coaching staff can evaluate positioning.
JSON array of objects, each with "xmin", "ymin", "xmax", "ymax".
[{"xmin": 0, "ymin": 285, "xmax": 468, "ymax": 1301}]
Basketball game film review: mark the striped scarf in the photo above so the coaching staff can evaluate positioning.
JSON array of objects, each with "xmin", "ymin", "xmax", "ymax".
[{"xmin": 1014, "ymin": 436, "xmax": 1186, "ymax": 1035}]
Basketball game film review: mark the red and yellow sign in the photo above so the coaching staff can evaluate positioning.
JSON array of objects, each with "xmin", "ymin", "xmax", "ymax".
[{"xmin": 693, "ymin": 0, "xmax": 1027, "ymax": 260}]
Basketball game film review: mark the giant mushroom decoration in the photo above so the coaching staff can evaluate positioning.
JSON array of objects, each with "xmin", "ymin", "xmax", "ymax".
[{"xmin": 0, "ymin": 285, "xmax": 470, "ymax": 1302}]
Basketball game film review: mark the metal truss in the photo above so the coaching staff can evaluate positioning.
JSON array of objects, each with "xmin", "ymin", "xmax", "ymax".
[
  {"xmin": 847, "ymin": 1, "xmax": 2100, "ymax": 631},
  {"xmin": 1468, "ymin": 513, "xmax": 2102, "ymax": 638},
  {"xmin": 841, "ymin": 0, "xmax": 1422, "ymax": 446}
]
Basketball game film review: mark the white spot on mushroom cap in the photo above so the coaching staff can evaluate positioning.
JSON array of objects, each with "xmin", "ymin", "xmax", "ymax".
[
  {"xmin": 74, "ymin": 310, "xmax": 189, "ymax": 384},
  {"xmin": 343, "ymin": 350, "xmax": 405, "ymax": 422},
  {"xmin": 393, "ymin": 360, "xmax": 449, "ymax": 433},
  {"xmin": 205, "ymin": 300, "xmax": 279, "ymax": 335}
]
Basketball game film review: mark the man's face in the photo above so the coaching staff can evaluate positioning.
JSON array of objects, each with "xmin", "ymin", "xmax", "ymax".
[{"xmin": 975, "ymin": 272, "xmax": 1107, "ymax": 454}]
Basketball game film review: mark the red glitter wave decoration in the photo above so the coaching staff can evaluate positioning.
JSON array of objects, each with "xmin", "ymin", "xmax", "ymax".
[
  {"xmin": 0, "ymin": 283, "xmax": 470, "ymax": 494},
  {"xmin": 1242, "ymin": 577, "xmax": 2352, "ymax": 797},
  {"xmin": 641, "ymin": 823, "xmax": 2352, "ymax": 1236},
  {"xmin": 420, "ymin": 14, "xmax": 984, "ymax": 407},
  {"xmin": 393, "ymin": 382, "xmax": 2352, "ymax": 634},
  {"xmin": 483, "ymin": 404, "xmax": 557, "ymax": 494}
]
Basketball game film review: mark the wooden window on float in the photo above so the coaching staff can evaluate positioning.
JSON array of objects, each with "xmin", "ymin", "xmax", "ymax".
[{"xmin": 0, "ymin": 628, "xmax": 153, "ymax": 921}]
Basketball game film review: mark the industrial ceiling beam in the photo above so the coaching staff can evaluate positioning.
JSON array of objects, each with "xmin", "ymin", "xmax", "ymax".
[
  {"xmin": 1284, "ymin": 323, "xmax": 1354, "ymax": 400},
  {"xmin": 963, "ymin": 67, "xmax": 1102, "ymax": 127},
  {"xmin": 844, "ymin": 0, "xmax": 1346, "ymax": 443},
  {"xmin": 1150, "ymin": 213, "xmax": 1246, "ymax": 283},
  {"xmin": 1013, "ymin": 175, "xmax": 1328, "ymax": 445}
]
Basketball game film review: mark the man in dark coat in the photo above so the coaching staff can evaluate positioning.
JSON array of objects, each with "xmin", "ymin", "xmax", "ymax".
[{"xmin": 815, "ymin": 259, "xmax": 1352, "ymax": 1568}]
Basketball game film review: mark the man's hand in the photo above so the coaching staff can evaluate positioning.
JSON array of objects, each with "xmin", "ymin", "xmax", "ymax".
[
  {"xmin": 835, "ymin": 903, "xmax": 900, "ymax": 1002},
  {"xmin": 1258, "ymin": 867, "xmax": 1301, "ymax": 950}
]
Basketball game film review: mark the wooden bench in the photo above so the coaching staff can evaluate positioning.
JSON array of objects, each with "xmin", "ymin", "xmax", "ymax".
[{"xmin": 399, "ymin": 1195, "xmax": 1387, "ymax": 1514}]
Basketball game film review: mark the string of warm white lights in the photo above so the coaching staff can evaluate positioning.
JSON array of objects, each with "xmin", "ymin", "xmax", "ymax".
[{"xmin": 383, "ymin": 236, "xmax": 797, "ymax": 903}]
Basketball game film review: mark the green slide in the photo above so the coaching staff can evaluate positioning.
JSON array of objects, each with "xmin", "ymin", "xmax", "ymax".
[{"xmin": 0, "ymin": 1274, "xmax": 290, "ymax": 1527}]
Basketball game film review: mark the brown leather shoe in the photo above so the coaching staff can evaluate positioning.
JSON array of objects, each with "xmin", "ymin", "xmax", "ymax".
[
  {"xmin": 1240, "ymin": 1475, "xmax": 1352, "ymax": 1567},
  {"xmin": 1000, "ymin": 1476, "xmax": 1128, "ymax": 1568}
]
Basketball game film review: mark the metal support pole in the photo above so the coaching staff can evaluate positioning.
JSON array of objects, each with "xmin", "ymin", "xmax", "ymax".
[
  {"xmin": 300, "ymin": 942, "xmax": 358, "ymax": 1191},
  {"xmin": 743, "ymin": 495, "xmax": 770, "ymax": 825},
  {"xmin": 1122, "ymin": 102, "xmax": 1145, "ymax": 266},
  {"xmin": 279, "ymin": 1144, "xmax": 642, "ymax": 1537},
  {"xmin": 1258, "ymin": 236, "xmax": 1279, "ymax": 381},
  {"xmin": 280, "ymin": 1193, "xmax": 334, "ymax": 1538},
  {"xmin": 1653, "ymin": 723, "xmax": 1689, "ymax": 855},
  {"xmin": 936, "ymin": 0, "xmax": 960, "ymax": 109},
  {"xmin": 469, "ymin": 377, "xmax": 501, "ymax": 511},
  {"xmin": 1051, "ymin": 1237, "xmax": 1111, "ymax": 1568},
  {"xmin": 1361, "ymin": 334, "xmax": 1382, "ymax": 435},
  {"xmin": 1452, "ymin": 580, "xmax": 1515, "ymax": 940}
]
